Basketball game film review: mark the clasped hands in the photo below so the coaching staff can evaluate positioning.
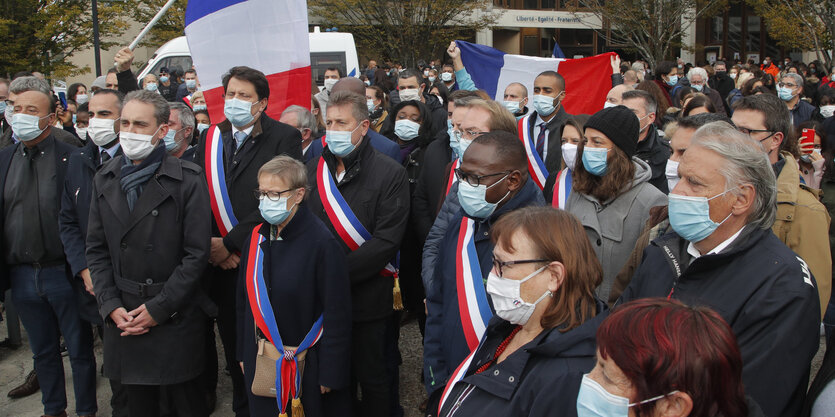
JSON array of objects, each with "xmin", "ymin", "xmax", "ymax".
[
  {"xmin": 109, "ymin": 304, "xmax": 158, "ymax": 336},
  {"xmin": 210, "ymin": 237, "xmax": 240, "ymax": 270}
]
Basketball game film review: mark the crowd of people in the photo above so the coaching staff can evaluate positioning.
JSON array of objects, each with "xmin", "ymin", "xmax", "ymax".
[{"xmin": 1, "ymin": 39, "xmax": 835, "ymax": 417}]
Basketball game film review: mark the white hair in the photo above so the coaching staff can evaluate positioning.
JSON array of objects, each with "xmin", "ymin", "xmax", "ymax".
[{"xmin": 687, "ymin": 67, "xmax": 708, "ymax": 82}]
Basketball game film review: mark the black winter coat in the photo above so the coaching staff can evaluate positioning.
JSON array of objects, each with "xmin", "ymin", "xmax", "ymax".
[
  {"xmin": 236, "ymin": 206, "xmax": 352, "ymax": 417},
  {"xmin": 86, "ymin": 150, "xmax": 214, "ymax": 385},
  {"xmin": 634, "ymin": 125, "xmax": 672, "ymax": 194},
  {"xmin": 620, "ymin": 226, "xmax": 821, "ymax": 417},
  {"xmin": 306, "ymin": 136, "xmax": 410, "ymax": 322},
  {"xmin": 195, "ymin": 115, "xmax": 303, "ymax": 252},
  {"xmin": 413, "ymin": 135, "xmax": 455, "ymax": 241},
  {"xmin": 59, "ymin": 141, "xmax": 123, "ymax": 324},
  {"xmin": 428, "ymin": 301, "xmax": 608, "ymax": 417}
]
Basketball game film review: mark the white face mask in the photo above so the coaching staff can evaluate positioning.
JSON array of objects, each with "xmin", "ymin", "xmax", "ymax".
[
  {"xmin": 75, "ymin": 126, "xmax": 88, "ymax": 140},
  {"xmin": 820, "ymin": 105, "xmax": 835, "ymax": 118},
  {"xmin": 561, "ymin": 142, "xmax": 578, "ymax": 170},
  {"xmin": 486, "ymin": 265, "xmax": 551, "ymax": 325},
  {"xmin": 665, "ymin": 159, "xmax": 680, "ymax": 192},
  {"xmin": 399, "ymin": 88, "xmax": 421, "ymax": 102},
  {"xmin": 323, "ymin": 78, "xmax": 338, "ymax": 91},
  {"xmin": 88, "ymin": 117, "xmax": 119, "ymax": 147},
  {"xmin": 120, "ymin": 126, "xmax": 162, "ymax": 161}
]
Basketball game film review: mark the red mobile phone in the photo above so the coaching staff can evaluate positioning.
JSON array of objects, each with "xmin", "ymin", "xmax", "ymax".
[{"xmin": 800, "ymin": 128, "xmax": 816, "ymax": 154}]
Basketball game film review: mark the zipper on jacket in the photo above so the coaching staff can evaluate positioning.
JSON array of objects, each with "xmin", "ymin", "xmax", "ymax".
[{"xmin": 446, "ymin": 384, "xmax": 476, "ymax": 417}]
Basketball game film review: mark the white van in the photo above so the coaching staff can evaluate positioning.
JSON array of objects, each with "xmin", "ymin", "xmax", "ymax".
[{"xmin": 137, "ymin": 28, "xmax": 360, "ymax": 89}]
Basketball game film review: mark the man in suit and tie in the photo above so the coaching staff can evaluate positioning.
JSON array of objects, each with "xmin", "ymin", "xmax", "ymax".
[
  {"xmin": 519, "ymin": 71, "xmax": 573, "ymax": 181},
  {"xmin": 194, "ymin": 65, "xmax": 303, "ymax": 417}
]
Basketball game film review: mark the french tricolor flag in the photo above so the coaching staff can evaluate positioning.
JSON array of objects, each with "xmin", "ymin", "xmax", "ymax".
[
  {"xmin": 184, "ymin": 0, "xmax": 312, "ymax": 124},
  {"xmin": 457, "ymin": 41, "xmax": 616, "ymax": 115}
]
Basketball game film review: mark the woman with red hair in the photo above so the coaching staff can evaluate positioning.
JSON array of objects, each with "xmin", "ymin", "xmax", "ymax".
[{"xmin": 578, "ymin": 298, "xmax": 763, "ymax": 417}]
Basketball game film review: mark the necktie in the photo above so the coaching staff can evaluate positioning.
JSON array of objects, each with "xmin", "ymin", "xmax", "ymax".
[
  {"xmin": 234, "ymin": 131, "xmax": 247, "ymax": 151},
  {"xmin": 535, "ymin": 122, "xmax": 547, "ymax": 160},
  {"xmin": 101, "ymin": 151, "xmax": 111, "ymax": 165}
]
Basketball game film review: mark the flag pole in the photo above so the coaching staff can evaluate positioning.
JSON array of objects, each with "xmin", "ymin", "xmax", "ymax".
[{"xmin": 129, "ymin": 0, "xmax": 178, "ymax": 50}]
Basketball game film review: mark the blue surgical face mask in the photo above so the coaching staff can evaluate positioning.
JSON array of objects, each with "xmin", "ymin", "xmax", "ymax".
[
  {"xmin": 448, "ymin": 121, "xmax": 460, "ymax": 157},
  {"xmin": 394, "ymin": 119, "xmax": 420, "ymax": 141},
  {"xmin": 145, "ymin": 82, "xmax": 158, "ymax": 92},
  {"xmin": 326, "ymin": 123, "xmax": 362, "ymax": 157},
  {"xmin": 185, "ymin": 79, "xmax": 197, "ymax": 89},
  {"xmin": 691, "ymin": 84, "xmax": 704, "ymax": 92},
  {"xmin": 668, "ymin": 189, "xmax": 735, "ymax": 243},
  {"xmin": 457, "ymin": 173, "xmax": 510, "ymax": 219},
  {"xmin": 197, "ymin": 123, "xmax": 210, "ymax": 134},
  {"xmin": 259, "ymin": 195, "xmax": 297, "ymax": 225},
  {"xmin": 367, "ymin": 99, "xmax": 376, "ymax": 114},
  {"xmin": 503, "ymin": 100, "xmax": 521, "ymax": 114},
  {"xmin": 0, "ymin": 101, "xmax": 6, "ymax": 116},
  {"xmin": 72, "ymin": 114, "xmax": 77, "ymax": 125},
  {"xmin": 193, "ymin": 104, "xmax": 207, "ymax": 112},
  {"xmin": 533, "ymin": 93, "xmax": 562, "ymax": 116},
  {"xmin": 11, "ymin": 113, "xmax": 50, "ymax": 142},
  {"xmin": 428, "ymin": 76, "xmax": 436, "ymax": 83},
  {"xmin": 778, "ymin": 86, "xmax": 795, "ymax": 101},
  {"xmin": 224, "ymin": 98, "xmax": 258, "ymax": 127},
  {"xmin": 577, "ymin": 374, "xmax": 677, "ymax": 417},
  {"xmin": 162, "ymin": 127, "xmax": 184, "ymax": 151},
  {"xmin": 581, "ymin": 147, "xmax": 609, "ymax": 176},
  {"xmin": 666, "ymin": 75, "xmax": 679, "ymax": 86},
  {"xmin": 159, "ymin": 76, "xmax": 169, "ymax": 83}
]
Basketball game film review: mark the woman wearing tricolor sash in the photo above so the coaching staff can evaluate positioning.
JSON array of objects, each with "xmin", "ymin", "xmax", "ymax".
[
  {"xmin": 428, "ymin": 207, "xmax": 607, "ymax": 417},
  {"xmin": 543, "ymin": 115, "xmax": 589, "ymax": 208},
  {"xmin": 236, "ymin": 156, "xmax": 352, "ymax": 417}
]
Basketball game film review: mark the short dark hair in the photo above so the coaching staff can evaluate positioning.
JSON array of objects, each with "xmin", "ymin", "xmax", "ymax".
[
  {"xmin": 536, "ymin": 70, "xmax": 565, "ymax": 91},
  {"xmin": 324, "ymin": 67, "xmax": 342, "ymax": 77},
  {"xmin": 681, "ymin": 93, "xmax": 717, "ymax": 117},
  {"xmin": 77, "ymin": 102, "xmax": 89, "ymax": 114},
  {"xmin": 398, "ymin": 69, "xmax": 424, "ymax": 85},
  {"xmin": 185, "ymin": 69, "xmax": 197, "ymax": 76},
  {"xmin": 622, "ymin": 90, "xmax": 657, "ymax": 114},
  {"xmin": 715, "ymin": 60, "xmax": 727, "ymax": 68},
  {"xmin": 92, "ymin": 89, "xmax": 126, "ymax": 111},
  {"xmin": 12, "ymin": 71, "xmax": 33, "ymax": 80},
  {"xmin": 677, "ymin": 113, "xmax": 733, "ymax": 130},
  {"xmin": 222, "ymin": 66, "xmax": 270, "ymax": 102},
  {"xmin": 124, "ymin": 90, "xmax": 170, "ymax": 127},
  {"xmin": 655, "ymin": 61, "xmax": 676, "ymax": 80},
  {"xmin": 471, "ymin": 130, "xmax": 527, "ymax": 173},
  {"xmin": 732, "ymin": 94, "xmax": 792, "ymax": 142}
]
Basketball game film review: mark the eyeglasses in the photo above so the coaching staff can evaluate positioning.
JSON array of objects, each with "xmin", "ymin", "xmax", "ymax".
[
  {"xmin": 253, "ymin": 188, "xmax": 295, "ymax": 201},
  {"xmin": 492, "ymin": 259, "xmax": 549, "ymax": 278},
  {"xmin": 777, "ymin": 82, "xmax": 797, "ymax": 89},
  {"xmin": 735, "ymin": 126, "xmax": 774, "ymax": 137},
  {"xmin": 461, "ymin": 129, "xmax": 487, "ymax": 140},
  {"xmin": 454, "ymin": 169, "xmax": 510, "ymax": 187}
]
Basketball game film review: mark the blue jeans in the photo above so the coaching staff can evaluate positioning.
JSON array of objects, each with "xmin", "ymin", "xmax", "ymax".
[{"xmin": 10, "ymin": 264, "xmax": 97, "ymax": 416}]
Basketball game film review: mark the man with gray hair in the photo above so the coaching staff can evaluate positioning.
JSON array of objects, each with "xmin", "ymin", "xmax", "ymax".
[
  {"xmin": 778, "ymin": 72, "xmax": 815, "ymax": 127},
  {"xmin": 684, "ymin": 66, "xmax": 727, "ymax": 115},
  {"xmin": 305, "ymin": 90, "xmax": 409, "ymax": 417},
  {"xmin": 165, "ymin": 102, "xmax": 196, "ymax": 160},
  {"xmin": 1, "ymin": 76, "xmax": 83, "ymax": 148},
  {"xmin": 0, "ymin": 75, "xmax": 97, "ymax": 417},
  {"xmin": 280, "ymin": 104, "xmax": 321, "ymax": 163},
  {"xmin": 86, "ymin": 90, "xmax": 213, "ymax": 416},
  {"xmin": 620, "ymin": 121, "xmax": 821, "ymax": 417}
]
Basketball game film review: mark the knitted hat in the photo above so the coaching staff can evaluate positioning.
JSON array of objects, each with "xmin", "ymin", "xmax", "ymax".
[{"xmin": 584, "ymin": 105, "xmax": 640, "ymax": 158}]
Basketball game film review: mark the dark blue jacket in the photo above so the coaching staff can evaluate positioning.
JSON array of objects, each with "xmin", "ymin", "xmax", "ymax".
[
  {"xmin": 424, "ymin": 179, "xmax": 545, "ymax": 394},
  {"xmin": 368, "ymin": 129, "xmax": 400, "ymax": 161},
  {"xmin": 303, "ymin": 137, "xmax": 324, "ymax": 163},
  {"xmin": 236, "ymin": 205, "xmax": 352, "ymax": 417},
  {"xmin": 620, "ymin": 226, "xmax": 820, "ymax": 417},
  {"xmin": 0, "ymin": 135, "xmax": 73, "ymax": 300},
  {"xmin": 791, "ymin": 99, "xmax": 816, "ymax": 128},
  {"xmin": 430, "ymin": 301, "xmax": 608, "ymax": 417},
  {"xmin": 59, "ymin": 141, "xmax": 121, "ymax": 324}
]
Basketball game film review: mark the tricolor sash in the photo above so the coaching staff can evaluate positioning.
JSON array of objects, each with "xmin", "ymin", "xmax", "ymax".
[
  {"xmin": 455, "ymin": 217, "xmax": 493, "ymax": 350},
  {"xmin": 245, "ymin": 224, "xmax": 324, "ymax": 416},
  {"xmin": 444, "ymin": 158, "xmax": 461, "ymax": 196},
  {"xmin": 316, "ymin": 157, "xmax": 399, "ymax": 277},
  {"xmin": 517, "ymin": 115, "xmax": 548, "ymax": 190},
  {"xmin": 437, "ymin": 346, "xmax": 478, "ymax": 415},
  {"xmin": 182, "ymin": 93, "xmax": 192, "ymax": 107},
  {"xmin": 204, "ymin": 125, "xmax": 238, "ymax": 236},
  {"xmin": 551, "ymin": 168, "xmax": 572, "ymax": 209}
]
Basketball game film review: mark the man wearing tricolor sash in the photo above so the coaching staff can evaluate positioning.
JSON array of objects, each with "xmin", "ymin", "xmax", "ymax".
[
  {"xmin": 194, "ymin": 66, "xmax": 303, "ymax": 416},
  {"xmin": 305, "ymin": 91, "xmax": 409, "ymax": 417},
  {"xmin": 423, "ymin": 131, "xmax": 544, "ymax": 397},
  {"xmin": 518, "ymin": 71, "xmax": 573, "ymax": 190}
]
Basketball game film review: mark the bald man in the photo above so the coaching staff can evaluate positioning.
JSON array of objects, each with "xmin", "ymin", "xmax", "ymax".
[
  {"xmin": 604, "ymin": 84, "xmax": 633, "ymax": 107},
  {"xmin": 330, "ymin": 77, "xmax": 399, "ymax": 161}
]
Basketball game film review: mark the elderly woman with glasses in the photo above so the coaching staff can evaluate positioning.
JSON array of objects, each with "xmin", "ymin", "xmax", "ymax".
[
  {"xmin": 427, "ymin": 206, "xmax": 606, "ymax": 417},
  {"xmin": 236, "ymin": 155, "xmax": 352, "ymax": 417}
]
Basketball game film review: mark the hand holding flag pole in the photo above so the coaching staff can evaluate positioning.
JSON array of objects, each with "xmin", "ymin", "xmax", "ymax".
[{"xmin": 114, "ymin": 0, "xmax": 178, "ymax": 69}]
